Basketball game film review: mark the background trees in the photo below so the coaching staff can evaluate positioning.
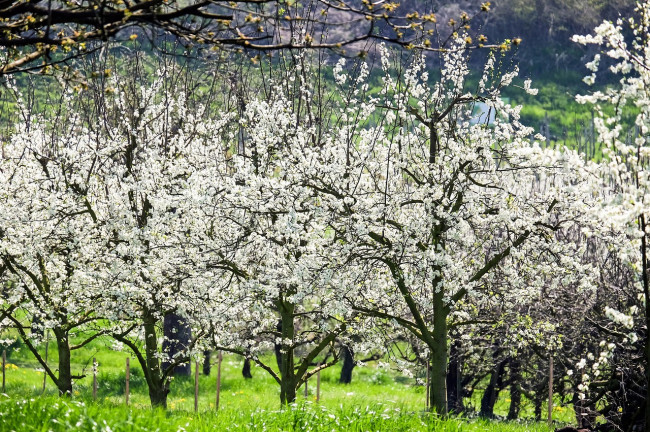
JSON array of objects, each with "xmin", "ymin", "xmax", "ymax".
[{"xmin": 571, "ymin": 4, "xmax": 650, "ymax": 429}]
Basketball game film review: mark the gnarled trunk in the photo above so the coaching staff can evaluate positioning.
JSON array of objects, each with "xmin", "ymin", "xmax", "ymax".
[
  {"xmin": 203, "ymin": 350, "xmax": 211, "ymax": 376},
  {"xmin": 162, "ymin": 313, "xmax": 191, "ymax": 376},
  {"xmin": 507, "ymin": 358, "xmax": 522, "ymax": 420},
  {"xmin": 143, "ymin": 314, "xmax": 169, "ymax": 408},
  {"xmin": 242, "ymin": 358, "xmax": 253, "ymax": 379},
  {"xmin": 278, "ymin": 300, "xmax": 297, "ymax": 405},
  {"xmin": 53, "ymin": 328, "xmax": 72, "ymax": 396},
  {"xmin": 480, "ymin": 358, "xmax": 506, "ymax": 418},
  {"xmin": 339, "ymin": 345, "xmax": 354, "ymax": 384},
  {"xmin": 534, "ymin": 378, "xmax": 545, "ymax": 421}
]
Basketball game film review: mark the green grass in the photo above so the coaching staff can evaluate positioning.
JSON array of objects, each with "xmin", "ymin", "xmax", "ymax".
[
  {"xmin": 2, "ymin": 336, "xmax": 425, "ymax": 411},
  {"xmin": 0, "ymin": 395, "xmax": 557, "ymax": 432},
  {"xmin": 0, "ymin": 335, "xmax": 575, "ymax": 431}
]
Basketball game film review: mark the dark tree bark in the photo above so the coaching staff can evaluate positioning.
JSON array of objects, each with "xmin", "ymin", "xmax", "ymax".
[
  {"xmin": 339, "ymin": 345, "xmax": 355, "ymax": 384},
  {"xmin": 534, "ymin": 381, "xmax": 544, "ymax": 421},
  {"xmin": 6, "ymin": 311, "xmax": 81, "ymax": 397},
  {"xmin": 480, "ymin": 358, "xmax": 506, "ymax": 418},
  {"xmin": 274, "ymin": 320, "xmax": 283, "ymax": 372},
  {"xmin": 507, "ymin": 358, "xmax": 522, "ymax": 420},
  {"xmin": 278, "ymin": 302, "xmax": 297, "ymax": 404},
  {"xmin": 573, "ymin": 393, "xmax": 587, "ymax": 428},
  {"xmin": 162, "ymin": 313, "xmax": 191, "ymax": 376},
  {"xmin": 446, "ymin": 340, "xmax": 462, "ymax": 413},
  {"xmin": 53, "ymin": 328, "xmax": 73, "ymax": 396},
  {"xmin": 203, "ymin": 350, "xmax": 211, "ymax": 376},
  {"xmin": 242, "ymin": 358, "xmax": 253, "ymax": 379},
  {"xmin": 0, "ymin": 0, "xmax": 440, "ymax": 76}
]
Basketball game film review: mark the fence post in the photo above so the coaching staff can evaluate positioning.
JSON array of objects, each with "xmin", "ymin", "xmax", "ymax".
[
  {"xmin": 316, "ymin": 365, "xmax": 321, "ymax": 402},
  {"xmin": 92, "ymin": 358, "xmax": 98, "ymax": 401},
  {"xmin": 548, "ymin": 355, "xmax": 554, "ymax": 425},
  {"xmin": 194, "ymin": 359, "xmax": 200, "ymax": 412},
  {"xmin": 215, "ymin": 351, "xmax": 222, "ymax": 410},
  {"xmin": 125, "ymin": 357, "xmax": 130, "ymax": 406},
  {"xmin": 2, "ymin": 349, "xmax": 5, "ymax": 393},
  {"xmin": 425, "ymin": 360, "xmax": 430, "ymax": 411}
]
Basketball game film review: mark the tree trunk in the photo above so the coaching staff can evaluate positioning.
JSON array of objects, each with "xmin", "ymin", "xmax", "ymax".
[
  {"xmin": 507, "ymin": 358, "xmax": 522, "ymax": 420},
  {"xmin": 143, "ymin": 315, "xmax": 169, "ymax": 408},
  {"xmin": 534, "ymin": 381, "xmax": 544, "ymax": 421},
  {"xmin": 203, "ymin": 350, "xmax": 211, "ymax": 376},
  {"xmin": 274, "ymin": 320, "xmax": 283, "ymax": 372},
  {"xmin": 54, "ymin": 329, "xmax": 72, "ymax": 396},
  {"xmin": 278, "ymin": 301, "xmax": 297, "ymax": 405},
  {"xmin": 242, "ymin": 358, "xmax": 253, "ymax": 379},
  {"xmin": 480, "ymin": 371, "xmax": 499, "ymax": 418},
  {"xmin": 147, "ymin": 379, "xmax": 169, "ymax": 408},
  {"xmin": 429, "ymin": 289, "xmax": 448, "ymax": 415},
  {"xmin": 480, "ymin": 359, "xmax": 506, "ymax": 418},
  {"xmin": 446, "ymin": 340, "xmax": 462, "ymax": 413},
  {"xmin": 162, "ymin": 313, "xmax": 191, "ymax": 376},
  {"xmin": 339, "ymin": 345, "xmax": 354, "ymax": 384}
]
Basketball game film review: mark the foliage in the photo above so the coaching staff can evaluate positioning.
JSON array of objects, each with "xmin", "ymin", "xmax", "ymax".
[{"xmin": 566, "ymin": 3, "xmax": 650, "ymax": 430}]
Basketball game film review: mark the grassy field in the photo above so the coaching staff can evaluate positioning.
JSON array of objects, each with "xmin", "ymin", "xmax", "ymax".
[
  {"xmin": 0, "ymin": 335, "xmax": 576, "ymax": 431},
  {"xmin": 0, "ymin": 396, "xmax": 560, "ymax": 432}
]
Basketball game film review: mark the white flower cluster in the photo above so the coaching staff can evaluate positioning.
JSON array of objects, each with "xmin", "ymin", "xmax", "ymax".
[{"xmin": 0, "ymin": 34, "xmax": 632, "ymax": 405}]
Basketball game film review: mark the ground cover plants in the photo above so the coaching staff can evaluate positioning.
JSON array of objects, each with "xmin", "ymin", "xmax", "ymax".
[
  {"xmin": 0, "ymin": 340, "xmax": 570, "ymax": 431},
  {"xmin": 0, "ymin": 397, "xmax": 558, "ymax": 432}
]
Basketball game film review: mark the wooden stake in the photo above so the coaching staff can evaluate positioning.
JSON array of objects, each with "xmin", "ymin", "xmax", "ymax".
[
  {"xmin": 425, "ymin": 361, "xmax": 430, "ymax": 410},
  {"xmin": 125, "ymin": 357, "xmax": 130, "ymax": 406},
  {"xmin": 42, "ymin": 333, "xmax": 49, "ymax": 394},
  {"xmin": 316, "ymin": 365, "xmax": 321, "ymax": 402},
  {"xmin": 215, "ymin": 351, "xmax": 222, "ymax": 410},
  {"xmin": 194, "ymin": 359, "xmax": 199, "ymax": 412},
  {"xmin": 548, "ymin": 355, "xmax": 554, "ymax": 425},
  {"xmin": 92, "ymin": 358, "xmax": 98, "ymax": 401},
  {"xmin": 2, "ymin": 350, "xmax": 5, "ymax": 393}
]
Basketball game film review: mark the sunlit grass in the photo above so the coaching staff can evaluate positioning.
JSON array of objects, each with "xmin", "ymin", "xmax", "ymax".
[
  {"xmin": 0, "ymin": 395, "xmax": 558, "ymax": 432},
  {"xmin": 0, "ymin": 335, "xmax": 575, "ymax": 431}
]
